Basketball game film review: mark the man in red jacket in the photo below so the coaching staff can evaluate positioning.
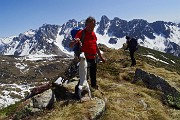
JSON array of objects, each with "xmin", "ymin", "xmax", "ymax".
[{"xmin": 70, "ymin": 16, "xmax": 105, "ymax": 89}]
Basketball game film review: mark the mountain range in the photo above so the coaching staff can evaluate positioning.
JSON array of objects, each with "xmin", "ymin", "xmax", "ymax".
[{"xmin": 0, "ymin": 15, "xmax": 180, "ymax": 57}]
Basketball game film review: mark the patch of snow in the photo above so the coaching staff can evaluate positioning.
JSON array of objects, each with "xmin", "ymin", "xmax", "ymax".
[
  {"xmin": 54, "ymin": 77, "xmax": 63, "ymax": 85},
  {"xmin": 15, "ymin": 63, "xmax": 27, "ymax": 70},
  {"xmin": 143, "ymin": 54, "xmax": 169, "ymax": 64},
  {"xmin": 171, "ymin": 60, "xmax": 175, "ymax": 64},
  {"xmin": 0, "ymin": 83, "xmax": 34, "ymax": 109}
]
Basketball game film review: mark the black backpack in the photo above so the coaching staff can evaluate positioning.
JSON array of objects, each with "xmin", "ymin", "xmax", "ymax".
[
  {"xmin": 70, "ymin": 27, "xmax": 85, "ymax": 58},
  {"xmin": 128, "ymin": 38, "xmax": 138, "ymax": 51}
]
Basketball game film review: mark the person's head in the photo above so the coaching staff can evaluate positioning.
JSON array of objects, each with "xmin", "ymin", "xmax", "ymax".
[
  {"xmin": 126, "ymin": 36, "xmax": 130, "ymax": 40},
  {"xmin": 85, "ymin": 16, "xmax": 96, "ymax": 32}
]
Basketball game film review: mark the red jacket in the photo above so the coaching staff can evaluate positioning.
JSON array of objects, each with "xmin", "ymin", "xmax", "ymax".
[{"xmin": 75, "ymin": 29, "xmax": 97, "ymax": 59}]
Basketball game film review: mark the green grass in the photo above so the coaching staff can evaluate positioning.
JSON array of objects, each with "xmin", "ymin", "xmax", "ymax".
[{"xmin": 0, "ymin": 102, "xmax": 21, "ymax": 120}]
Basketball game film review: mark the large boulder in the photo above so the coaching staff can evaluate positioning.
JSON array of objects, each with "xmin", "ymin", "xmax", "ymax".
[
  {"xmin": 133, "ymin": 68, "xmax": 180, "ymax": 109},
  {"xmin": 12, "ymin": 89, "xmax": 55, "ymax": 120}
]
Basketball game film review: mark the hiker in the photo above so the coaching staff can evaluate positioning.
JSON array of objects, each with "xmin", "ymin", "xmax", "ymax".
[
  {"xmin": 125, "ymin": 36, "xmax": 138, "ymax": 66},
  {"xmin": 69, "ymin": 16, "xmax": 105, "ymax": 89}
]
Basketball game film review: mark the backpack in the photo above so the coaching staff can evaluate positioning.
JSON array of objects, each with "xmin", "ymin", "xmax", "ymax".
[
  {"xmin": 70, "ymin": 27, "xmax": 85, "ymax": 57},
  {"xmin": 128, "ymin": 38, "xmax": 138, "ymax": 51}
]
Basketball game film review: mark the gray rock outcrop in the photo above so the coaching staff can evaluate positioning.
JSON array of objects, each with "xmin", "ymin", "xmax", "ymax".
[{"xmin": 133, "ymin": 68, "xmax": 180, "ymax": 109}]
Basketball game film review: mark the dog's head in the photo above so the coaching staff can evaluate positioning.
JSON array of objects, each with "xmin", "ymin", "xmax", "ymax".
[{"xmin": 79, "ymin": 52, "xmax": 86, "ymax": 61}]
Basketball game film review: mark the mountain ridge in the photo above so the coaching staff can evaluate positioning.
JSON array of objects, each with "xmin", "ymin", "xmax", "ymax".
[{"xmin": 0, "ymin": 15, "xmax": 180, "ymax": 57}]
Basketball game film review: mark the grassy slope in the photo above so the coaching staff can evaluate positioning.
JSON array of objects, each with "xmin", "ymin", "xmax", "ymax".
[
  {"xmin": 1, "ymin": 46, "xmax": 180, "ymax": 120},
  {"xmin": 97, "ymin": 46, "xmax": 180, "ymax": 120}
]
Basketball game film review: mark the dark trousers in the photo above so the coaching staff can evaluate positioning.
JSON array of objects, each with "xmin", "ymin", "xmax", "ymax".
[
  {"xmin": 86, "ymin": 58, "xmax": 97, "ymax": 87},
  {"xmin": 130, "ymin": 50, "xmax": 136, "ymax": 66}
]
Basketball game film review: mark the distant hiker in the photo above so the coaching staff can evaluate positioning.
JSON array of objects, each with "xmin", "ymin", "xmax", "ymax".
[
  {"xmin": 69, "ymin": 16, "xmax": 105, "ymax": 90},
  {"xmin": 125, "ymin": 36, "xmax": 138, "ymax": 66}
]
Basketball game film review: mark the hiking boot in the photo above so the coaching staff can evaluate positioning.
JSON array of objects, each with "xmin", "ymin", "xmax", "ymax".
[
  {"xmin": 130, "ymin": 63, "xmax": 136, "ymax": 67},
  {"xmin": 91, "ymin": 85, "xmax": 99, "ymax": 90},
  {"xmin": 131, "ymin": 79, "xmax": 137, "ymax": 84}
]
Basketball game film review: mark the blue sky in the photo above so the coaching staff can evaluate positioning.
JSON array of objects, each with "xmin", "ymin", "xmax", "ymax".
[{"xmin": 0, "ymin": 0, "xmax": 180, "ymax": 37}]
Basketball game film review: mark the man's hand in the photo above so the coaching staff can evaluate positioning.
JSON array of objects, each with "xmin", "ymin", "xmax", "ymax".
[
  {"xmin": 69, "ymin": 38, "xmax": 81, "ymax": 48},
  {"xmin": 100, "ymin": 57, "xmax": 106, "ymax": 63},
  {"xmin": 74, "ymin": 38, "xmax": 82, "ymax": 46},
  {"xmin": 74, "ymin": 38, "xmax": 80, "ymax": 43}
]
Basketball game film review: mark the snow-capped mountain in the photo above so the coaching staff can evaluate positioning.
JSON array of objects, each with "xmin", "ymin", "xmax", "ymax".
[
  {"xmin": 0, "ymin": 24, "xmax": 71, "ymax": 57},
  {"xmin": 1, "ymin": 15, "xmax": 180, "ymax": 57}
]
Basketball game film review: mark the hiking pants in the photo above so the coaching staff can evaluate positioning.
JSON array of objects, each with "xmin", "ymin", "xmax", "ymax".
[
  {"xmin": 130, "ymin": 50, "xmax": 136, "ymax": 66},
  {"xmin": 86, "ymin": 58, "xmax": 97, "ymax": 87}
]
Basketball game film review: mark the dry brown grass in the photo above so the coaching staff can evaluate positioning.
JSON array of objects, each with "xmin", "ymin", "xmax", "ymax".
[
  {"xmin": 97, "ymin": 48, "xmax": 180, "ymax": 120},
  {"xmin": 2, "ymin": 47, "xmax": 180, "ymax": 120},
  {"xmin": 33, "ymin": 48, "xmax": 180, "ymax": 120},
  {"xmin": 97, "ymin": 76, "xmax": 172, "ymax": 120}
]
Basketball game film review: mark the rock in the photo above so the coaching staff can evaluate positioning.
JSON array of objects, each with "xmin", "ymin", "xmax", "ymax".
[
  {"xmin": 12, "ymin": 89, "xmax": 55, "ymax": 120},
  {"xmin": 133, "ymin": 68, "xmax": 180, "ymax": 109},
  {"xmin": 31, "ymin": 89, "xmax": 55, "ymax": 109},
  {"xmin": 88, "ymin": 97, "xmax": 106, "ymax": 120}
]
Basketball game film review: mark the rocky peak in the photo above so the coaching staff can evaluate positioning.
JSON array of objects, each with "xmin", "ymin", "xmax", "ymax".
[
  {"xmin": 128, "ymin": 19, "xmax": 154, "ymax": 39},
  {"xmin": 150, "ymin": 21, "xmax": 170, "ymax": 38},
  {"xmin": 97, "ymin": 15, "xmax": 110, "ymax": 35},
  {"xmin": 37, "ymin": 24, "xmax": 59, "ymax": 40},
  {"xmin": 108, "ymin": 17, "xmax": 128, "ymax": 37}
]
